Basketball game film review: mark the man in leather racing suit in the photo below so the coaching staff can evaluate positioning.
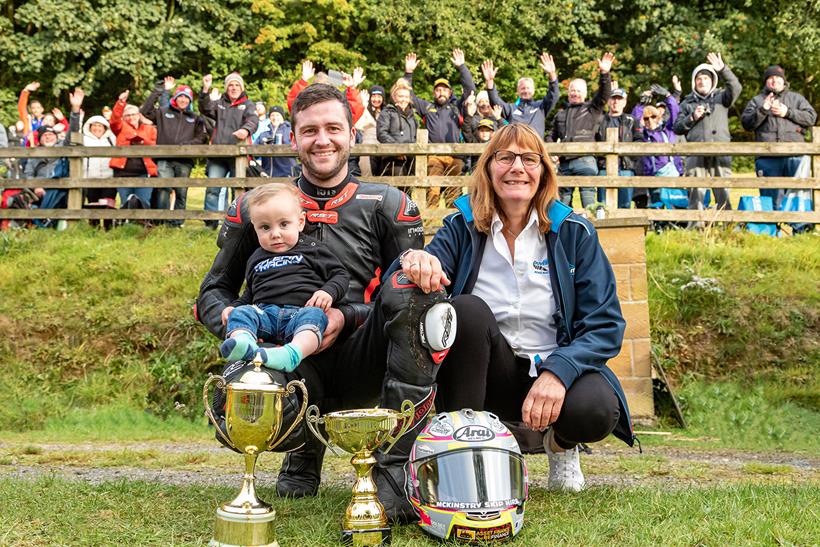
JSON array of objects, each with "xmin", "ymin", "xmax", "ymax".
[{"xmin": 196, "ymin": 84, "xmax": 456, "ymax": 521}]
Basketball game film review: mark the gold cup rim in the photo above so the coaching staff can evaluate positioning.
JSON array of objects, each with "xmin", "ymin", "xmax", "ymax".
[
  {"xmin": 324, "ymin": 408, "xmax": 401, "ymax": 420},
  {"xmin": 228, "ymin": 381, "xmax": 287, "ymax": 393}
]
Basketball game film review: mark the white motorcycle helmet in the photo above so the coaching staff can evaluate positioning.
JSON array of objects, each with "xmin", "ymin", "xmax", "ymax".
[{"xmin": 405, "ymin": 409, "xmax": 528, "ymax": 542}]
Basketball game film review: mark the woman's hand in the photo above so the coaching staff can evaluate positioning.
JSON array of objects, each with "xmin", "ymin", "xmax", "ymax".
[
  {"xmin": 400, "ymin": 250, "xmax": 450, "ymax": 294},
  {"xmin": 521, "ymin": 370, "xmax": 566, "ymax": 431}
]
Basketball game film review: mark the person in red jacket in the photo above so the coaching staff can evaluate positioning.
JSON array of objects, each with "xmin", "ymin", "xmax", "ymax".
[{"xmin": 109, "ymin": 90, "xmax": 158, "ymax": 209}]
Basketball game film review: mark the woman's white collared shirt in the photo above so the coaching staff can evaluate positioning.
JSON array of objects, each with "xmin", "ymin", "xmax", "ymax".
[{"xmin": 470, "ymin": 210, "xmax": 558, "ymax": 377}]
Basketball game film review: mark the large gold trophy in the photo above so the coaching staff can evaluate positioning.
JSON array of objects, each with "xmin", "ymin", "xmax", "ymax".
[
  {"xmin": 204, "ymin": 355, "xmax": 308, "ymax": 547},
  {"xmin": 306, "ymin": 402, "xmax": 414, "ymax": 546}
]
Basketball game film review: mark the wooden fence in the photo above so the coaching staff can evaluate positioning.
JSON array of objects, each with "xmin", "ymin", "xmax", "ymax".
[{"xmin": 1, "ymin": 126, "xmax": 818, "ymax": 225}]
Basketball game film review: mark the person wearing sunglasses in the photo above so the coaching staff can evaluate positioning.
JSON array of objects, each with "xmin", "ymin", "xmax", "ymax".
[
  {"xmin": 392, "ymin": 123, "xmax": 635, "ymax": 495},
  {"xmin": 632, "ymin": 89, "xmax": 683, "ymax": 206}
]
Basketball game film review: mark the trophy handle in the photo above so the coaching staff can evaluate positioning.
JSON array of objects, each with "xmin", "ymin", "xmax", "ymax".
[
  {"xmin": 268, "ymin": 379, "xmax": 309, "ymax": 451},
  {"xmin": 306, "ymin": 405, "xmax": 344, "ymax": 456},
  {"xmin": 382, "ymin": 399, "xmax": 415, "ymax": 455},
  {"xmin": 203, "ymin": 374, "xmax": 236, "ymax": 450}
]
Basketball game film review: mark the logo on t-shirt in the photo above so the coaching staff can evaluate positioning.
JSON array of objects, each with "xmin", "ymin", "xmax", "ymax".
[
  {"xmin": 255, "ymin": 255, "xmax": 303, "ymax": 272},
  {"xmin": 532, "ymin": 258, "xmax": 549, "ymax": 275}
]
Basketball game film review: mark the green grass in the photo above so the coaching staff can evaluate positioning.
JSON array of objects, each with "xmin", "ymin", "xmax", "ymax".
[{"xmin": 0, "ymin": 477, "xmax": 816, "ymax": 546}]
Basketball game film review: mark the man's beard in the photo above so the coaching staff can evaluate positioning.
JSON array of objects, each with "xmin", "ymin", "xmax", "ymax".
[{"xmin": 299, "ymin": 145, "xmax": 349, "ymax": 183}]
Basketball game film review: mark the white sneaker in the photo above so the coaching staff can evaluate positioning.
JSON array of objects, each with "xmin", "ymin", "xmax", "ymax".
[{"xmin": 544, "ymin": 429, "xmax": 585, "ymax": 492}]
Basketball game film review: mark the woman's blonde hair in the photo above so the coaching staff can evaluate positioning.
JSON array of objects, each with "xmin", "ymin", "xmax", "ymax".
[
  {"xmin": 390, "ymin": 78, "xmax": 412, "ymax": 102},
  {"xmin": 469, "ymin": 123, "xmax": 558, "ymax": 234}
]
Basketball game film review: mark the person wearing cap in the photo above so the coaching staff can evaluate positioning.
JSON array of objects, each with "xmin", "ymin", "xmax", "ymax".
[
  {"xmin": 199, "ymin": 71, "xmax": 259, "ymax": 227},
  {"xmin": 596, "ymin": 86, "xmax": 640, "ymax": 209},
  {"xmin": 481, "ymin": 52, "xmax": 561, "ymax": 140},
  {"xmin": 354, "ymin": 85, "xmax": 386, "ymax": 177},
  {"xmin": 141, "ymin": 76, "xmax": 209, "ymax": 225},
  {"xmin": 462, "ymin": 90, "xmax": 506, "ymax": 145},
  {"xmin": 673, "ymin": 53, "xmax": 742, "ymax": 217},
  {"xmin": 255, "ymin": 106, "xmax": 297, "ymax": 177},
  {"xmin": 403, "ymin": 49, "xmax": 477, "ymax": 207},
  {"xmin": 742, "ymin": 65, "xmax": 817, "ymax": 210},
  {"xmin": 550, "ymin": 52, "xmax": 615, "ymax": 208}
]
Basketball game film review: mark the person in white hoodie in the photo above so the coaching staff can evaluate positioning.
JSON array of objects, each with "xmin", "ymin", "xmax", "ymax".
[{"xmin": 73, "ymin": 89, "xmax": 117, "ymax": 226}]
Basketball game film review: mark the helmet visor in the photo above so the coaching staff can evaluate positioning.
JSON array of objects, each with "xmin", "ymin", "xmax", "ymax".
[{"xmin": 410, "ymin": 448, "xmax": 527, "ymax": 510}]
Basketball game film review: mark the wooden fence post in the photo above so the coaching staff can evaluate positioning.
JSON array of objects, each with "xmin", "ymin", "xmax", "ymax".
[
  {"xmin": 67, "ymin": 157, "xmax": 83, "ymax": 223},
  {"xmin": 813, "ymin": 127, "xmax": 820, "ymax": 210},
  {"xmin": 414, "ymin": 130, "xmax": 429, "ymax": 215},
  {"xmin": 605, "ymin": 127, "xmax": 619, "ymax": 211}
]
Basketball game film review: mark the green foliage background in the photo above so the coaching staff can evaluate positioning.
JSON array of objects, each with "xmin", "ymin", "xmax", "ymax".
[{"xmin": 1, "ymin": 0, "xmax": 819, "ymax": 135}]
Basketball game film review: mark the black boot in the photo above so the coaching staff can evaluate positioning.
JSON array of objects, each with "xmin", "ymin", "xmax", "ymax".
[
  {"xmin": 373, "ymin": 273, "xmax": 456, "ymax": 522},
  {"xmin": 276, "ymin": 430, "xmax": 325, "ymax": 498}
]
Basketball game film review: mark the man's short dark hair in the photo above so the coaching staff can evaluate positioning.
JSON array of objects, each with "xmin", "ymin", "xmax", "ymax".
[{"xmin": 291, "ymin": 84, "xmax": 352, "ymax": 130}]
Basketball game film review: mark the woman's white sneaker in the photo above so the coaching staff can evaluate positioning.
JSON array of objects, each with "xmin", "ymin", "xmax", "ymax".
[{"xmin": 544, "ymin": 430, "xmax": 585, "ymax": 492}]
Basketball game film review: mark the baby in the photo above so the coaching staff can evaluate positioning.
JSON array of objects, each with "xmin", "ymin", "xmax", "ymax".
[{"xmin": 220, "ymin": 183, "xmax": 349, "ymax": 372}]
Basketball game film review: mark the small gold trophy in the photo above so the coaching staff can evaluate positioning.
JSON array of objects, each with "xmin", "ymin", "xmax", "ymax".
[
  {"xmin": 204, "ymin": 355, "xmax": 308, "ymax": 547},
  {"xmin": 306, "ymin": 402, "xmax": 414, "ymax": 546}
]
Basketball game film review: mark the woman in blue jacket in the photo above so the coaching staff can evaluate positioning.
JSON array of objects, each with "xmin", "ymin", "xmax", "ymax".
[{"xmin": 393, "ymin": 123, "xmax": 634, "ymax": 492}]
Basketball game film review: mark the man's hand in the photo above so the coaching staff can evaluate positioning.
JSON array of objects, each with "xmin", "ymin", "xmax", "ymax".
[
  {"xmin": 202, "ymin": 74, "xmax": 212, "ymax": 92},
  {"xmin": 24, "ymin": 82, "xmax": 40, "ymax": 93},
  {"xmin": 221, "ymin": 306, "xmax": 235, "ymax": 326},
  {"xmin": 672, "ymin": 74, "xmax": 682, "ymax": 94},
  {"xmin": 118, "ymin": 90, "xmax": 130, "ymax": 102},
  {"xmin": 317, "ymin": 308, "xmax": 344, "ymax": 353},
  {"xmin": 163, "ymin": 76, "xmax": 175, "ymax": 91},
  {"xmin": 706, "ymin": 52, "xmax": 725, "ymax": 72},
  {"xmin": 492, "ymin": 104, "xmax": 503, "ymax": 120},
  {"xmin": 598, "ymin": 52, "xmax": 615, "ymax": 74},
  {"xmin": 693, "ymin": 104, "xmax": 706, "ymax": 121},
  {"xmin": 521, "ymin": 370, "xmax": 567, "ymax": 431},
  {"xmin": 539, "ymin": 52, "xmax": 557, "ymax": 80},
  {"xmin": 352, "ymin": 67, "xmax": 365, "ymax": 88},
  {"xmin": 301, "ymin": 60, "xmax": 315, "ymax": 82},
  {"xmin": 771, "ymin": 100, "xmax": 788, "ymax": 118},
  {"xmin": 481, "ymin": 59, "xmax": 497, "ymax": 88},
  {"xmin": 69, "ymin": 88, "xmax": 84, "ymax": 112},
  {"xmin": 404, "ymin": 53, "xmax": 419, "ymax": 73},
  {"xmin": 232, "ymin": 128, "xmax": 249, "ymax": 141},
  {"xmin": 341, "ymin": 71, "xmax": 355, "ymax": 88},
  {"xmin": 306, "ymin": 289, "xmax": 333, "ymax": 311},
  {"xmin": 451, "ymin": 48, "xmax": 465, "ymax": 67},
  {"xmin": 763, "ymin": 92, "xmax": 775, "ymax": 111},
  {"xmin": 400, "ymin": 250, "xmax": 450, "ymax": 294},
  {"xmin": 209, "ymin": 88, "xmax": 221, "ymax": 101},
  {"xmin": 51, "ymin": 107, "xmax": 65, "ymax": 121}
]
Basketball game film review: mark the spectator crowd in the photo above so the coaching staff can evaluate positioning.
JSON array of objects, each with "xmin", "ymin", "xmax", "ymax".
[{"xmin": 1, "ymin": 49, "xmax": 817, "ymax": 231}]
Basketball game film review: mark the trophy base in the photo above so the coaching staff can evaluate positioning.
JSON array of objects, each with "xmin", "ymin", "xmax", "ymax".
[
  {"xmin": 210, "ymin": 507, "xmax": 279, "ymax": 547},
  {"xmin": 341, "ymin": 527, "xmax": 391, "ymax": 546}
]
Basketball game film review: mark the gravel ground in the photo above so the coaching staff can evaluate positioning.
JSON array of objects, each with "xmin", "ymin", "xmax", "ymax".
[{"xmin": 1, "ymin": 441, "xmax": 817, "ymax": 489}]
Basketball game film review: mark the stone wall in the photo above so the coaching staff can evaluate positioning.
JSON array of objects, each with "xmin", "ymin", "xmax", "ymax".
[{"xmin": 595, "ymin": 217, "xmax": 654, "ymax": 418}]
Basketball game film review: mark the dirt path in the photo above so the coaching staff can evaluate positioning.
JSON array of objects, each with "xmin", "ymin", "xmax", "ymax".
[{"xmin": 1, "ymin": 440, "xmax": 817, "ymax": 489}]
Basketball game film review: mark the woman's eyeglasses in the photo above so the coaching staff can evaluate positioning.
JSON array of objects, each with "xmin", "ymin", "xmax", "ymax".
[
  {"xmin": 643, "ymin": 115, "xmax": 660, "ymax": 122},
  {"xmin": 493, "ymin": 150, "xmax": 542, "ymax": 168}
]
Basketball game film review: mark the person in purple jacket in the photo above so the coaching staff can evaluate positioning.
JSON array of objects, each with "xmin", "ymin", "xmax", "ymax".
[{"xmin": 632, "ymin": 92, "xmax": 684, "ymax": 206}]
